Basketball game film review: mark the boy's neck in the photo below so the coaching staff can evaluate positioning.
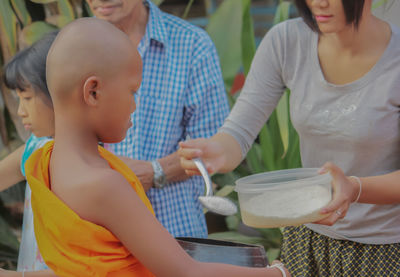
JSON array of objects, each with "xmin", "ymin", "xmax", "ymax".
[{"xmin": 52, "ymin": 119, "xmax": 103, "ymax": 164}]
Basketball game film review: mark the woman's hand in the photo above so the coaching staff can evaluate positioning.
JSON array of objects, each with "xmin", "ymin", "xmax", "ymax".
[
  {"xmin": 268, "ymin": 260, "xmax": 291, "ymax": 277},
  {"xmin": 178, "ymin": 137, "xmax": 227, "ymax": 176},
  {"xmin": 313, "ymin": 162, "xmax": 360, "ymax": 226}
]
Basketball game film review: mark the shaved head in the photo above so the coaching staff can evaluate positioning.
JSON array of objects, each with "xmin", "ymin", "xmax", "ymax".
[
  {"xmin": 46, "ymin": 17, "xmax": 142, "ymax": 143},
  {"xmin": 46, "ymin": 17, "xmax": 140, "ymax": 102}
]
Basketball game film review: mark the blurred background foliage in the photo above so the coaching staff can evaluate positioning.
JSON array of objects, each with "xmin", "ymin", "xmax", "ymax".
[
  {"xmin": 0, "ymin": 0, "xmax": 299, "ymax": 269},
  {"xmin": 206, "ymin": 0, "xmax": 299, "ymax": 262}
]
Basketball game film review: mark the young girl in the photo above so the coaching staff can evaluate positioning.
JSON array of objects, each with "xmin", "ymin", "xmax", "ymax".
[{"xmin": 0, "ymin": 31, "xmax": 58, "ymax": 273}]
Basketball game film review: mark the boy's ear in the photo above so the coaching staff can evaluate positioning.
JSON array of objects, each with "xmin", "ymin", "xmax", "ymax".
[{"xmin": 83, "ymin": 76, "xmax": 101, "ymax": 106}]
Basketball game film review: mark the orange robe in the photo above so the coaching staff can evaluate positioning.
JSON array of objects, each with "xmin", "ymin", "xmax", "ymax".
[{"xmin": 25, "ymin": 141, "xmax": 155, "ymax": 277}]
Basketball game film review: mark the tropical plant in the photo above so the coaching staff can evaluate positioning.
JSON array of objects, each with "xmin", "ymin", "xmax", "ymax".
[{"xmin": 205, "ymin": 0, "xmax": 299, "ymax": 261}]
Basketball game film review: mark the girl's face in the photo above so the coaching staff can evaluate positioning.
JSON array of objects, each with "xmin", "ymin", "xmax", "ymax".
[
  {"xmin": 17, "ymin": 87, "xmax": 55, "ymax": 138},
  {"xmin": 305, "ymin": 0, "xmax": 348, "ymax": 34}
]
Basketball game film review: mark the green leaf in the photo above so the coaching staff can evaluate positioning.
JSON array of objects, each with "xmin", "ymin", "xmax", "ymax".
[
  {"xmin": 151, "ymin": 0, "xmax": 164, "ymax": 6},
  {"xmin": 372, "ymin": 0, "xmax": 388, "ymax": 10},
  {"xmin": 225, "ymin": 214, "xmax": 240, "ymax": 230},
  {"xmin": 257, "ymin": 228, "xmax": 283, "ymax": 248},
  {"xmin": 273, "ymin": 1, "xmax": 291, "ymax": 25},
  {"xmin": 182, "ymin": 0, "xmax": 195, "ymax": 19},
  {"xmin": 267, "ymin": 111, "xmax": 284, "ymax": 163},
  {"xmin": 246, "ymin": 143, "xmax": 264, "ymax": 174},
  {"xmin": 286, "ymin": 124, "xmax": 301, "ymax": 168},
  {"xmin": 83, "ymin": 1, "xmax": 93, "ymax": 17},
  {"xmin": 211, "ymin": 171, "xmax": 240, "ymax": 193},
  {"xmin": 0, "ymin": 0, "xmax": 18, "ymax": 57},
  {"xmin": 10, "ymin": 0, "xmax": 32, "ymax": 27},
  {"xmin": 241, "ymin": 0, "xmax": 256, "ymax": 76},
  {"xmin": 53, "ymin": 15, "xmax": 72, "ymax": 28},
  {"xmin": 30, "ymin": 0, "xmax": 58, "ymax": 3},
  {"xmin": 21, "ymin": 21, "xmax": 58, "ymax": 46},
  {"xmin": 206, "ymin": 0, "xmax": 243, "ymax": 91},
  {"xmin": 57, "ymin": 0, "xmax": 75, "ymax": 22},
  {"xmin": 276, "ymin": 90, "xmax": 289, "ymax": 158},
  {"xmin": 208, "ymin": 231, "xmax": 266, "ymax": 246},
  {"xmin": 215, "ymin": 185, "xmax": 235, "ymax": 197},
  {"xmin": 266, "ymin": 248, "xmax": 281, "ymax": 262},
  {"xmin": 258, "ymin": 126, "xmax": 275, "ymax": 171}
]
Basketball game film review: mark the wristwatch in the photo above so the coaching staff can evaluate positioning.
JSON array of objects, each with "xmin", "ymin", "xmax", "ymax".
[{"xmin": 151, "ymin": 160, "xmax": 167, "ymax": 188}]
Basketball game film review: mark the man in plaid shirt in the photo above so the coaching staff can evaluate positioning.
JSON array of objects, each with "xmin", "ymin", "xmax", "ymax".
[{"xmin": 86, "ymin": 0, "xmax": 229, "ymax": 238}]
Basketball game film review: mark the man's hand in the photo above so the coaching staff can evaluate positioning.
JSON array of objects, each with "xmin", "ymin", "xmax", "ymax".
[
  {"xmin": 119, "ymin": 157, "xmax": 154, "ymax": 191},
  {"xmin": 119, "ymin": 152, "xmax": 190, "ymax": 191}
]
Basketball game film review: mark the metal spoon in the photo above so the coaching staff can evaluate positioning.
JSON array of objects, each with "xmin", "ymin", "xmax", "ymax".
[{"xmin": 193, "ymin": 158, "xmax": 238, "ymax": 216}]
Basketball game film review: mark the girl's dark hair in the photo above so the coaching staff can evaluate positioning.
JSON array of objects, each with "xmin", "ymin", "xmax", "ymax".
[
  {"xmin": 294, "ymin": 0, "xmax": 366, "ymax": 32},
  {"xmin": 3, "ymin": 30, "xmax": 59, "ymax": 99}
]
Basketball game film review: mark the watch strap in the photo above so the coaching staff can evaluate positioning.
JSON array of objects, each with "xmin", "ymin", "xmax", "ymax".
[{"xmin": 151, "ymin": 160, "xmax": 166, "ymax": 188}]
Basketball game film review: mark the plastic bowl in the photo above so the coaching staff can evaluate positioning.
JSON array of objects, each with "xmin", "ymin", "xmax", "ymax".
[{"xmin": 235, "ymin": 168, "xmax": 332, "ymax": 228}]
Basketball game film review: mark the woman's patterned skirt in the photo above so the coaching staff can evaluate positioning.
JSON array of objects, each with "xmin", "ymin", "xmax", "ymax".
[{"xmin": 281, "ymin": 225, "xmax": 400, "ymax": 277}]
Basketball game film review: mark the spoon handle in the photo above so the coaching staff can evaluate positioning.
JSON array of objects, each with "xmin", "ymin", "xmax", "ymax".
[{"xmin": 192, "ymin": 158, "xmax": 213, "ymax": 197}]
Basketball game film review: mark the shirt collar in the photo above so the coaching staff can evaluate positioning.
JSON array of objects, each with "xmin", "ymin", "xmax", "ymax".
[{"xmin": 143, "ymin": 0, "xmax": 168, "ymax": 48}]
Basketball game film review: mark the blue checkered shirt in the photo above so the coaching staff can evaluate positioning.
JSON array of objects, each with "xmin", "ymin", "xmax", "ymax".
[{"xmin": 106, "ymin": 0, "xmax": 229, "ymax": 238}]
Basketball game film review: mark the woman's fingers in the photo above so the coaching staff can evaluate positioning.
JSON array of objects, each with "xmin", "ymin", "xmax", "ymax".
[
  {"xmin": 178, "ymin": 140, "xmax": 203, "ymax": 176},
  {"xmin": 179, "ymin": 139, "xmax": 217, "ymax": 175},
  {"xmin": 316, "ymin": 163, "xmax": 352, "ymax": 225},
  {"xmin": 320, "ymin": 162, "xmax": 347, "ymax": 184},
  {"xmin": 315, "ymin": 201, "xmax": 349, "ymax": 225},
  {"xmin": 319, "ymin": 162, "xmax": 353, "ymax": 214},
  {"xmin": 178, "ymin": 142, "xmax": 202, "ymax": 159},
  {"xmin": 270, "ymin": 260, "xmax": 291, "ymax": 277},
  {"xmin": 320, "ymin": 185, "xmax": 346, "ymax": 214}
]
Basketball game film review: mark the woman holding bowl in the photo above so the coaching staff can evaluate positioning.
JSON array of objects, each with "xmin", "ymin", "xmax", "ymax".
[{"xmin": 179, "ymin": 0, "xmax": 400, "ymax": 276}]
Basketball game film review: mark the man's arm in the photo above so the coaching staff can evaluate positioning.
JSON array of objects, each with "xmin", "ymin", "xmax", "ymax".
[
  {"xmin": 120, "ymin": 34, "xmax": 228, "ymax": 192},
  {"xmin": 119, "ymin": 152, "xmax": 188, "ymax": 191},
  {"xmin": 0, "ymin": 145, "xmax": 25, "ymax": 192}
]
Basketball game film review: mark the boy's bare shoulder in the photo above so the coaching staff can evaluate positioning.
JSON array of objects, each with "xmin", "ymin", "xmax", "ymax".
[
  {"xmin": 61, "ymin": 166, "xmax": 132, "ymax": 223},
  {"xmin": 76, "ymin": 166, "xmax": 130, "ymax": 199}
]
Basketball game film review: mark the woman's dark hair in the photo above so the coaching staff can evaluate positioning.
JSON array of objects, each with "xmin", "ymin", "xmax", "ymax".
[
  {"xmin": 3, "ymin": 30, "xmax": 59, "ymax": 99},
  {"xmin": 294, "ymin": 0, "xmax": 366, "ymax": 32}
]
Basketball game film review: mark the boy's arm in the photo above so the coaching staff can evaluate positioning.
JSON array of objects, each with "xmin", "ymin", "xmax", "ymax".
[
  {"xmin": 79, "ymin": 171, "xmax": 286, "ymax": 277},
  {"xmin": 0, "ymin": 145, "xmax": 25, "ymax": 192}
]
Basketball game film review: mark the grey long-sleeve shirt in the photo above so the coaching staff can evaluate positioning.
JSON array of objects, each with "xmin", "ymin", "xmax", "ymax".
[{"xmin": 220, "ymin": 18, "xmax": 400, "ymax": 244}]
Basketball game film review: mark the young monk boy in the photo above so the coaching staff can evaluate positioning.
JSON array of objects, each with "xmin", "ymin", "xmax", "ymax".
[{"xmin": 25, "ymin": 18, "xmax": 289, "ymax": 276}]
